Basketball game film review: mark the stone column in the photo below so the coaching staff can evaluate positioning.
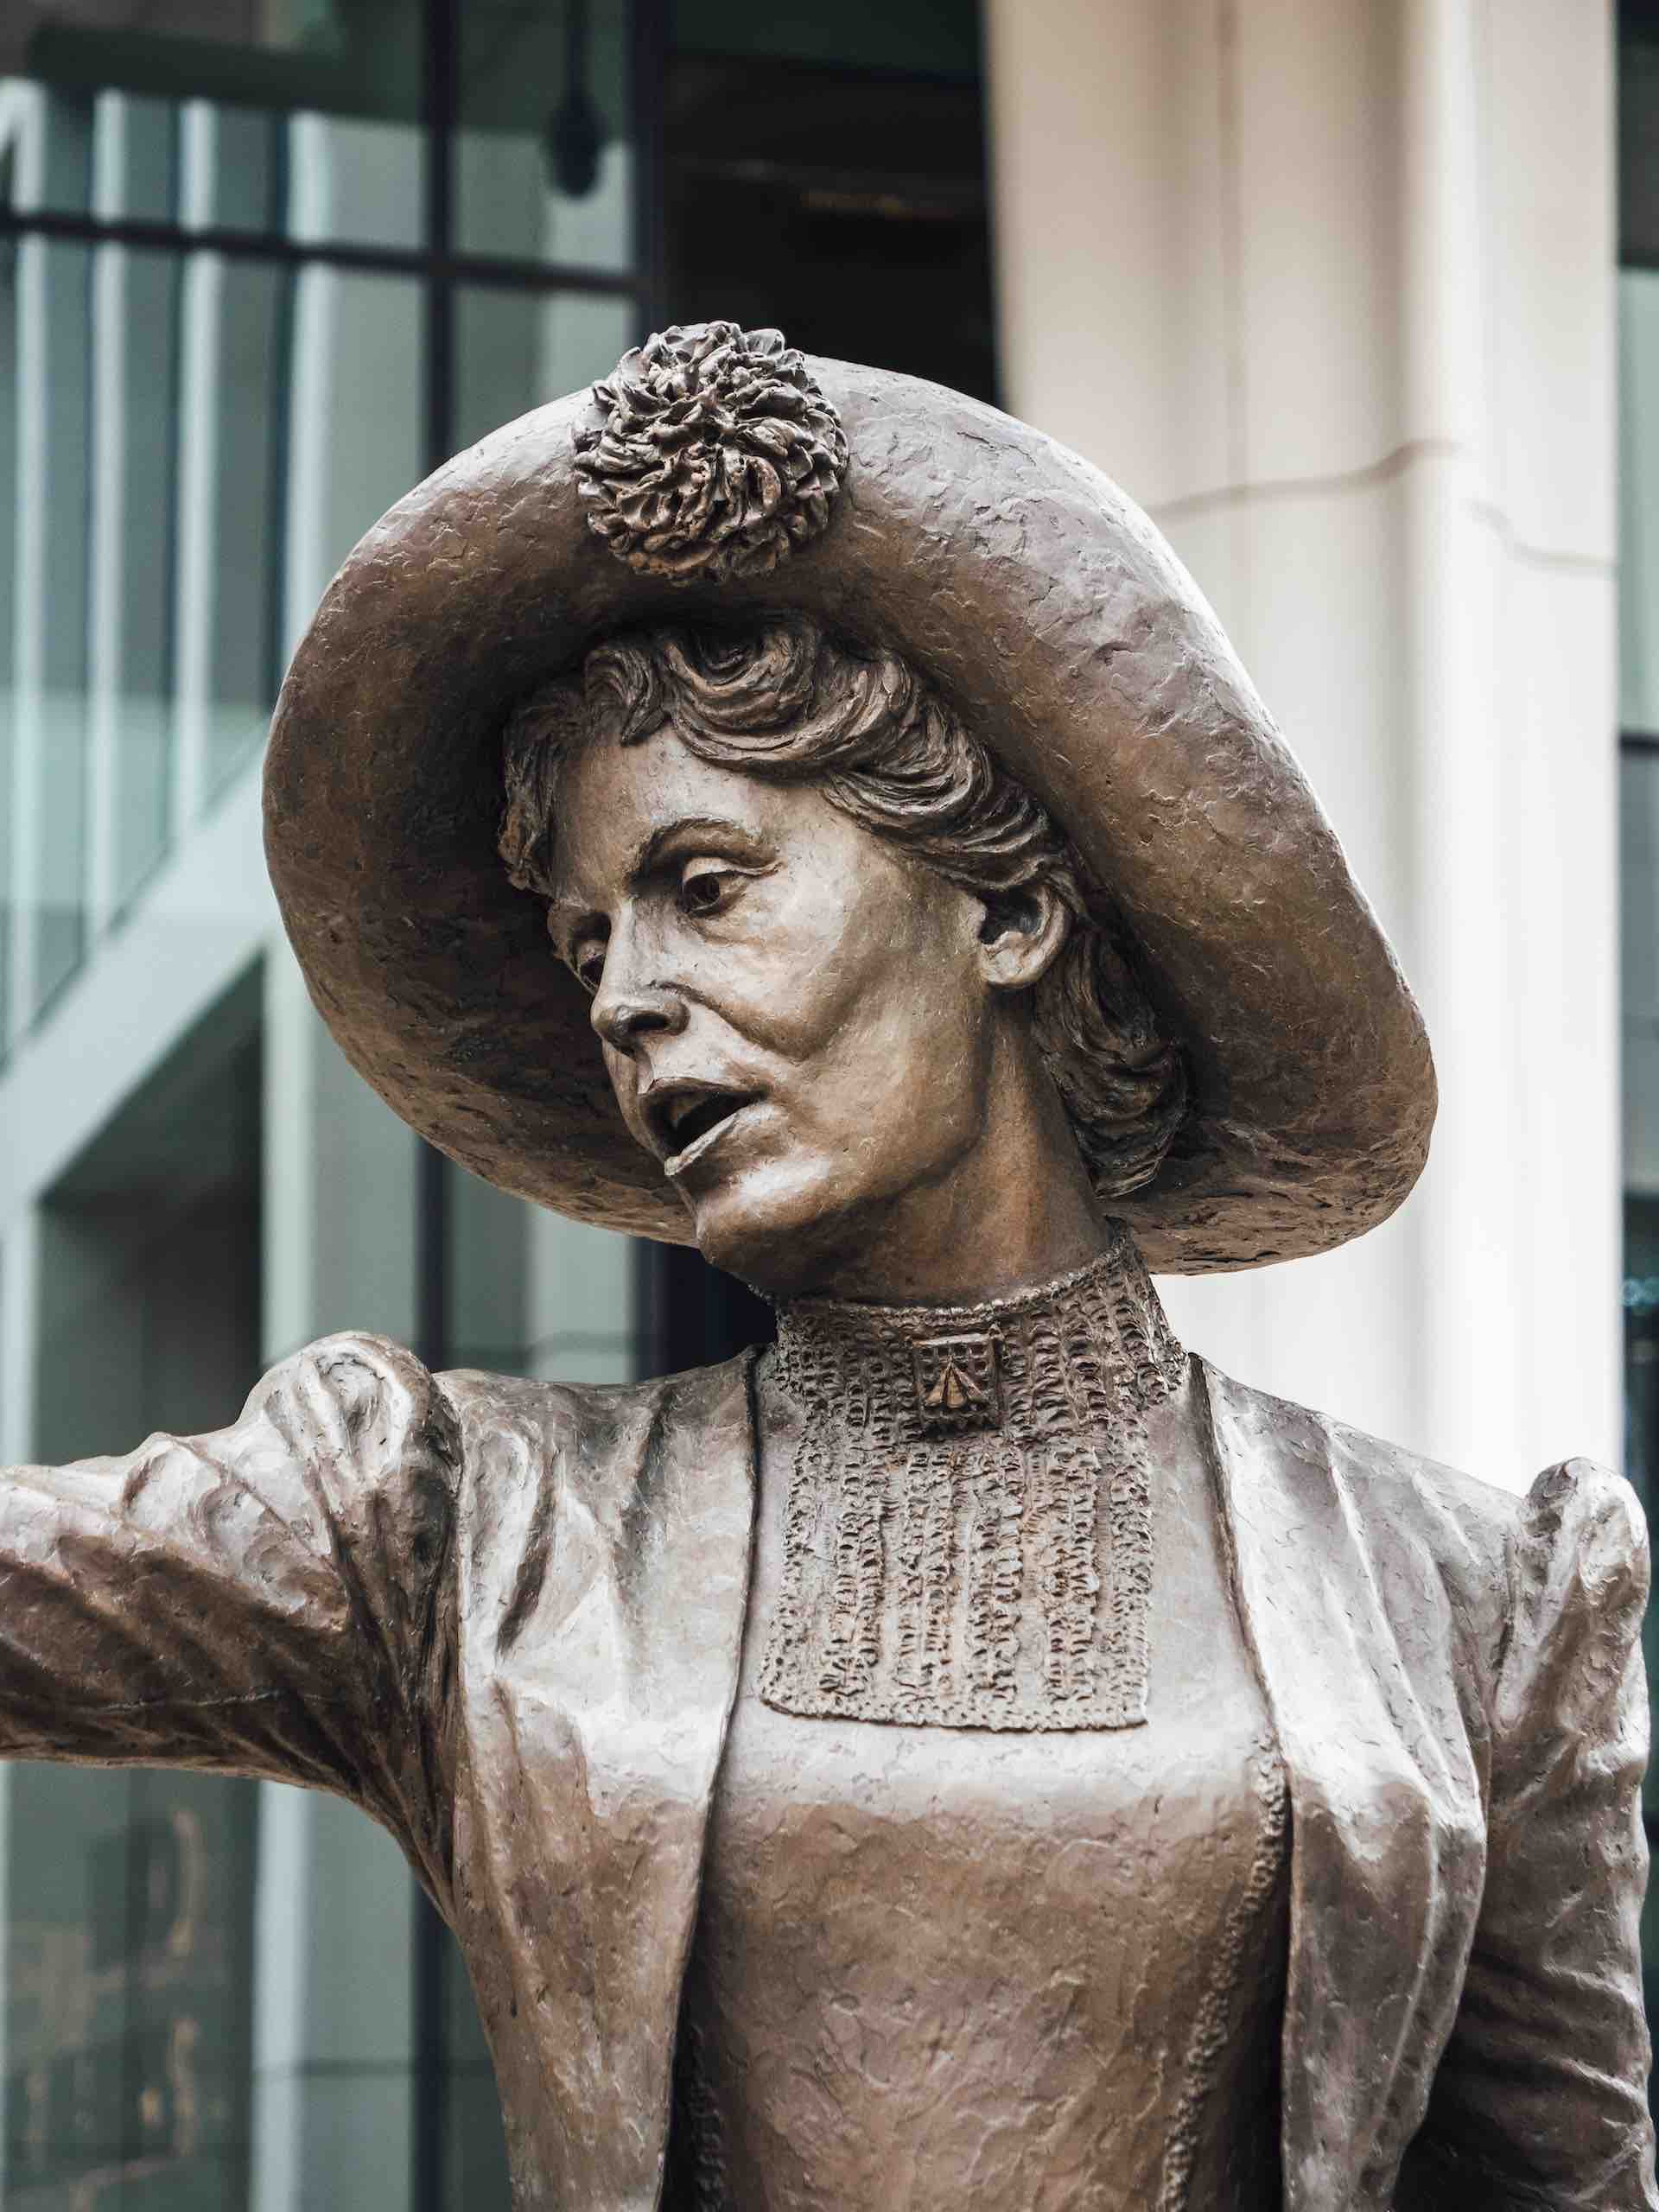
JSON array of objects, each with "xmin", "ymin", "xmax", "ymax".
[
  {"xmin": 254, "ymin": 954, "xmax": 423, "ymax": 2212},
  {"xmin": 248, "ymin": 112, "xmax": 432, "ymax": 2212},
  {"xmin": 986, "ymin": 0, "xmax": 1618, "ymax": 1486}
]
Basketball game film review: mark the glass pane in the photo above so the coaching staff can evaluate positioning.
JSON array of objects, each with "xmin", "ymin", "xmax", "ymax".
[
  {"xmin": 0, "ymin": 239, "xmax": 422, "ymax": 1033},
  {"xmin": 0, "ymin": 80, "xmax": 93, "ymax": 226},
  {"xmin": 453, "ymin": 281, "xmax": 634, "ymax": 452},
  {"xmin": 6, "ymin": 0, "xmax": 427, "ymax": 248},
  {"xmin": 93, "ymin": 90, "xmax": 178, "ymax": 224},
  {"xmin": 91, "ymin": 101, "xmax": 184, "ymax": 915},
  {"xmin": 281, "ymin": 261, "xmax": 424, "ymax": 632},
  {"xmin": 456, "ymin": 0, "xmax": 633, "ymax": 271},
  {"xmin": 94, "ymin": 241, "xmax": 182, "ymax": 915},
  {"xmin": 15, "ymin": 222, "xmax": 93, "ymax": 1024},
  {"xmin": 177, "ymin": 251, "xmax": 291, "ymax": 801},
  {"xmin": 8, "ymin": 972, "xmax": 263, "ymax": 2210},
  {"xmin": 285, "ymin": 108, "xmax": 423, "ymax": 251},
  {"xmin": 5, "ymin": 1768, "xmax": 257, "ymax": 2209}
]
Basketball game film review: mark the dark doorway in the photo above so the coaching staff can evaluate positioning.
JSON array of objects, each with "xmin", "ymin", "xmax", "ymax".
[{"xmin": 664, "ymin": 50, "xmax": 995, "ymax": 402}]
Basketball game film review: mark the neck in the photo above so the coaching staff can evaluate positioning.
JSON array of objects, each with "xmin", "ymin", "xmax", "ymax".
[{"xmin": 787, "ymin": 1025, "xmax": 1109, "ymax": 1304}]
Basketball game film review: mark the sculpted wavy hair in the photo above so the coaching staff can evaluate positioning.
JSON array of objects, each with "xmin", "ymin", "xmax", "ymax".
[{"xmin": 499, "ymin": 613, "xmax": 1188, "ymax": 1202}]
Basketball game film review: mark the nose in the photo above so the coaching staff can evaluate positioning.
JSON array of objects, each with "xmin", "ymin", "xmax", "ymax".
[{"xmin": 590, "ymin": 963, "xmax": 688, "ymax": 1053}]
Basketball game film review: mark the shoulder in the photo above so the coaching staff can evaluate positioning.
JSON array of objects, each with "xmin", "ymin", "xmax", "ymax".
[
  {"xmin": 1200, "ymin": 1358, "xmax": 1648, "ymax": 1674},
  {"xmin": 238, "ymin": 1330, "xmax": 459, "ymax": 1554},
  {"xmin": 247, "ymin": 1334, "xmax": 756, "ymax": 1505},
  {"xmin": 435, "ymin": 1356, "xmax": 757, "ymax": 1636},
  {"xmin": 1199, "ymin": 1357, "xmax": 1521, "ymax": 1581},
  {"xmin": 1498, "ymin": 1456, "xmax": 1649, "ymax": 1724},
  {"xmin": 243, "ymin": 1329, "xmax": 456, "ymax": 1475},
  {"xmin": 436, "ymin": 1350, "xmax": 755, "ymax": 1499},
  {"xmin": 1510, "ymin": 1452, "xmax": 1649, "ymax": 1601}
]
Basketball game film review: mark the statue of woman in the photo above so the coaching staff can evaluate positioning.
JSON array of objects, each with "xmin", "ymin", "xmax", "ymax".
[{"xmin": 3, "ymin": 324, "xmax": 1652, "ymax": 2209}]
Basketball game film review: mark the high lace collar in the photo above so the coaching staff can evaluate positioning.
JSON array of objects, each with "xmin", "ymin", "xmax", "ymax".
[
  {"xmin": 757, "ymin": 1224, "xmax": 1186, "ymax": 1732},
  {"xmin": 769, "ymin": 1224, "xmax": 1185, "ymax": 1445}
]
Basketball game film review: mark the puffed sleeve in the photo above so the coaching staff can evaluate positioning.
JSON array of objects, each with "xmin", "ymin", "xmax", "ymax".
[
  {"xmin": 0, "ymin": 1332, "xmax": 456, "ymax": 1852},
  {"xmin": 1398, "ymin": 1458, "xmax": 1658, "ymax": 2209}
]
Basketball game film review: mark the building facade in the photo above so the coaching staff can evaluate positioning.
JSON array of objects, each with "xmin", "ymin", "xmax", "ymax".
[{"xmin": 0, "ymin": 0, "xmax": 1645, "ymax": 2203}]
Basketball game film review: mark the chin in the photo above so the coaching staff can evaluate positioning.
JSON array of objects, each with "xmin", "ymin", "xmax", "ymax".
[{"xmin": 684, "ymin": 1160, "xmax": 867, "ymax": 1300}]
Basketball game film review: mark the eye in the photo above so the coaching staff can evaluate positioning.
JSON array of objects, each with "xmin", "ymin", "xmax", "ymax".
[{"xmin": 678, "ymin": 861, "xmax": 740, "ymax": 918}]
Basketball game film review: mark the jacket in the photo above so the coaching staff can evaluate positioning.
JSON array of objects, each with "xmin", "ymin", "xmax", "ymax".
[{"xmin": 0, "ymin": 1332, "xmax": 1650, "ymax": 2209}]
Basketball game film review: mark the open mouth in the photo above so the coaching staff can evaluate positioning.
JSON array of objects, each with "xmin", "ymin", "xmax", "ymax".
[{"xmin": 647, "ymin": 1084, "xmax": 759, "ymax": 1179}]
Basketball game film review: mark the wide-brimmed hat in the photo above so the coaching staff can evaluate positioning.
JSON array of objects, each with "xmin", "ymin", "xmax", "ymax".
[{"xmin": 264, "ymin": 321, "xmax": 1434, "ymax": 1273}]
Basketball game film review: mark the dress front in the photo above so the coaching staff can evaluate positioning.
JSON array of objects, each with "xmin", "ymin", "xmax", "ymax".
[{"xmin": 668, "ymin": 1249, "xmax": 1291, "ymax": 2211}]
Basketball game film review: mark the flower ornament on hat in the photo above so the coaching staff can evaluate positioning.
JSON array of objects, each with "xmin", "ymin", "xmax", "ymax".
[{"xmin": 573, "ymin": 321, "xmax": 849, "ymax": 583}]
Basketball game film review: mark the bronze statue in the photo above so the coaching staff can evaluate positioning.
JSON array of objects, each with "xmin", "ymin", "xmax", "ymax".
[{"xmin": 2, "ymin": 322, "xmax": 1652, "ymax": 2208}]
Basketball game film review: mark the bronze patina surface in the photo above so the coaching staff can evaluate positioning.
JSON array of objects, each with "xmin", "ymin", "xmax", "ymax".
[{"xmin": 0, "ymin": 324, "xmax": 1649, "ymax": 2209}]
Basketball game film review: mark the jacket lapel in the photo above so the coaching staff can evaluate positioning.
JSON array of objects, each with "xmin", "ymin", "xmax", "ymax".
[
  {"xmin": 1198, "ymin": 1359, "xmax": 1492, "ymax": 2210},
  {"xmin": 448, "ymin": 1353, "xmax": 758, "ymax": 2212}
]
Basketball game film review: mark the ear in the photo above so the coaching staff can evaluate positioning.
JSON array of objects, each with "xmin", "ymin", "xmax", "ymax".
[{"xmin": 974, "ymin": 880, "xmax": 1070, "ymax": 992}]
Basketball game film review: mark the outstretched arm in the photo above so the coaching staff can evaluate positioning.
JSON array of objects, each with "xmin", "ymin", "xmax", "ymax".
[
  {"xmin": 1398, "ymin": 1458, "xmax": 1658, "ymax": 2209},
  {"xmin": 0, "ymin": 1332, "xmax": 456, "ymax": 1854}
]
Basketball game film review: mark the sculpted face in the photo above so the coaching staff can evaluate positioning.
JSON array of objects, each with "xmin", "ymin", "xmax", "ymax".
[{"xmin": 550, "ymin": 723, "xmax": 1082, "ymax": 1300}]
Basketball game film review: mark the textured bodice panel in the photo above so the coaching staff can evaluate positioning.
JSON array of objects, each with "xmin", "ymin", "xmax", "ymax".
[{"xmin": 756, "ymin": 1243, "xmax": 1186, "ymax": 1733}]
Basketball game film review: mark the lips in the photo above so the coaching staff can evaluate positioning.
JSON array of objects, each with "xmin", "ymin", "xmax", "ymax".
[{"xmin": 644, "ymin": 1081, "xmax": 760, "ymax": 1179}]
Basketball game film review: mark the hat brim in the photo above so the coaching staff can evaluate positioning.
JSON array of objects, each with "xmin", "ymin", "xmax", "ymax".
[{"xmin": 264, "ymin": 358, "xmax": 1435, "ymax": 1274}]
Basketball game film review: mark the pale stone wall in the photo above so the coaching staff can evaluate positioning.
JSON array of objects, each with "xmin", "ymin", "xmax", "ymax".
[{"xmin": 986, "ymin": 0, "xmax": 1620, "ymax": 1490}]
